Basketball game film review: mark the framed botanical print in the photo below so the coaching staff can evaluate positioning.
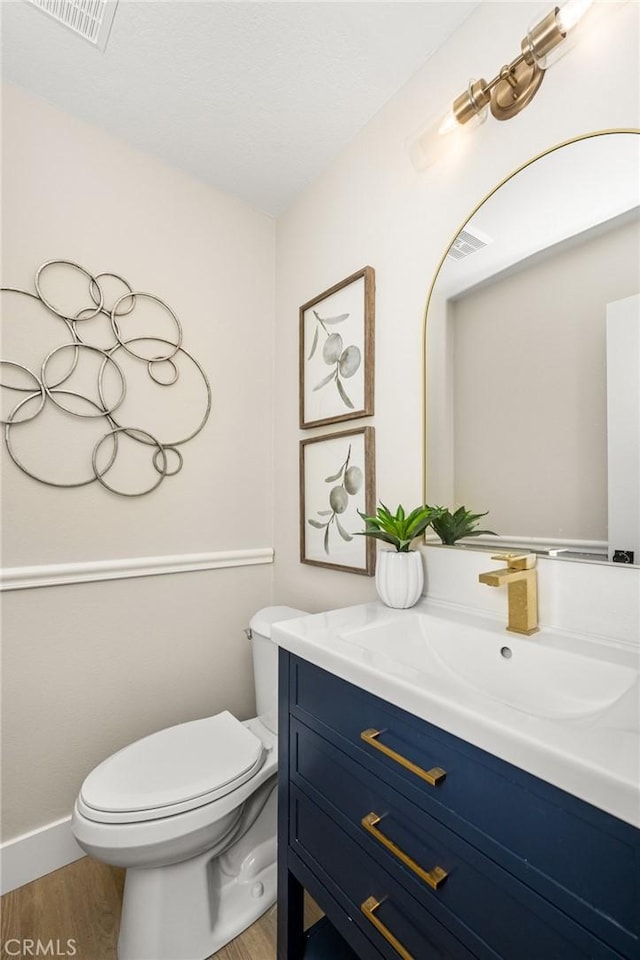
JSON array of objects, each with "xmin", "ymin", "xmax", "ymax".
[
  {"xmin": 300, "ymin": 426, "xmax": 375, "ymax": 575},
  {"xmin": 299, "ymin": 266, "xmax": 374, "ymax": 429}
]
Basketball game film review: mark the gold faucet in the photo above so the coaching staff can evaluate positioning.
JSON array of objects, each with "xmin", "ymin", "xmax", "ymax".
[{"xmin": 478, "ymin": 553, "xmax": 539, "ymax": 635}]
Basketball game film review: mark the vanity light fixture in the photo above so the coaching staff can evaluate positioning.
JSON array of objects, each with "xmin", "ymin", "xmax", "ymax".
[{"xmin": 410, "ymin": 0, "xmax": 595, "ymax": 169}]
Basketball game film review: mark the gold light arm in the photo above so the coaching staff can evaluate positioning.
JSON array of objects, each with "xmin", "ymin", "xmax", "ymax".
[
  {"xmin": 447, "ymin": 3, "xmax": 586, "ymax": 126},
  {"xmin": 362, "ymin": 812, "xmax": 448, "ymax": 890},
  {"xmin": 452, "ymin": 80, "xmax": 491, "ymax": 125},
  {"xmin": 361, "ymin": 896, "xmax": 415, "ymax": 960},
  {"xmin": 360, "ymin": 729, "xmax": 446, "ymax": 786},
  {"xmin": 522, "ymin": 8, "xmax": 566, "ymax": 63}
]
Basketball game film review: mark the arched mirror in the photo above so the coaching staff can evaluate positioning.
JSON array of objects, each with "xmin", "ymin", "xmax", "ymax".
[{"xmin": 423, "ymin": 130, "xmax": 640, "ymax": 565}]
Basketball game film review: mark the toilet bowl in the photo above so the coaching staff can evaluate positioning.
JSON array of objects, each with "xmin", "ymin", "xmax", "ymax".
[{"xmin": 71, "ymin": 606, "xmax": 307, "ymax": 960}]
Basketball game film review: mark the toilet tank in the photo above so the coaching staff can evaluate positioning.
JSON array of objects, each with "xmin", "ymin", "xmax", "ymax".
[{"xmin": 248, "ymin": 606, "xmax": 307, "ymax": 734}]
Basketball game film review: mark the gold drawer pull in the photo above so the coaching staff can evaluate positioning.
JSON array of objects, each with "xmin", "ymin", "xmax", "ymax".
[
  {"xmin": 362, "ymin": 812, "xmax": 448, "ymax": 890},
  {"xmin": 361, "ymin": 896, "xmax": 414, "ymax": 960},
  {"xmin": 360, "ymin": 728, "xmax": 446, "ymax": 786}
]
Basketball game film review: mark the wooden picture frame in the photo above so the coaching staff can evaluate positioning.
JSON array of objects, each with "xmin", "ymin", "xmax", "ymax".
[
  {"xmin": 300, "ymin": 426, "xmax": 375, "ymax": 575},
  {"xmin": 299, "ymin": 266, "xmax": 374, "ymax": 429}
]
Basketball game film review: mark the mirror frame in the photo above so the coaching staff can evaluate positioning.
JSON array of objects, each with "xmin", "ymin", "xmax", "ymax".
[{"xmin": 421, "ymin": 127, "xmax": 640, "ymax": 561}]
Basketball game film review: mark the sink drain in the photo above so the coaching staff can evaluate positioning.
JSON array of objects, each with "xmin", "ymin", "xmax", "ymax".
[{"xmin": 500, "ymin": 646, "xmax": 512, "ymax": 659}]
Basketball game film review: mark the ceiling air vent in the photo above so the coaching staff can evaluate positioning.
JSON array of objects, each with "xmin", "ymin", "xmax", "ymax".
[
  {"xmin": 447, "ymin": 227, "xmax": 491, "ymax": 262},
  {"xmin": 27, "ymin": 0, "xmax": 119, "ymax": 51}
]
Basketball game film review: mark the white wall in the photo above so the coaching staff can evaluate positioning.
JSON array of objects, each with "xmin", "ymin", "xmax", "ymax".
[
  {"xmin": 452, "ymin": 216, "xmax": 639, "ymax": 541},
  {"xmin": 273, "ymin": 2, "xmax": 640, "ymax": 620},
  {"xmin": 0, "ymin": 84, "xmax": 275, "ymax": 841}
]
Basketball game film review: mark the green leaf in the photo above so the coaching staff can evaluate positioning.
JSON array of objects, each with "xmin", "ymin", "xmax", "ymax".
[
  {"xmin": 324, "ymin": 470, "xmax": 343, "ymax": 483},
  {"xmin": 404, "ymin": 506, "xmax": 425, "ymax": 527},
  {"xmin": 376, "ymin": 503, "xmax": 396, "ymax": 528},
  {"xmin": 317, "ymin": 509, "xmax": 333, "ymax": 516},
  {"xmin": 308, "ymin": 519, "xmax": 328, "ymax": 529},
  {"xmin": 428, "ymin": 504, "xmax": 496, "ymax": 545},
  {"xmin": 405, "ymin": 516, "xmax": 433, "ymax": 540},
  {"xmin": 356, "ymin": 502, "xmax": 438, "ymax": 551},
  {"xmin": 353, "ymin": 529, "xmax": 399, "ymax": 548},
  {"xmin": 323, "ymin": 525, "xmax": 330, "ymax": 555}
]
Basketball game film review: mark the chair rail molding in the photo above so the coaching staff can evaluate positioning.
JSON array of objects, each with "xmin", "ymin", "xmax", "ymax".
[{"xmin": 0, "ymin": 548, "xmax": 274, "ymax": 592}]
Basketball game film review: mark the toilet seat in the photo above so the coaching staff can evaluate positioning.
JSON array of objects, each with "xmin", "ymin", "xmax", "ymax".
[{"xmin": 78, "ymin": 711, "xmax": 265, "ymax": 824}]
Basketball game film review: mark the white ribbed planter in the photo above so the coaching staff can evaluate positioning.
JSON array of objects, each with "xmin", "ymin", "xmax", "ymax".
[{"xmin": 375, "ymin": 550, "xmax": 424, "ymax": 609}]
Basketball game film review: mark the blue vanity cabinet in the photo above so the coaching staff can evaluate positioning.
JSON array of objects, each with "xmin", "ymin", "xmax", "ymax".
[{"xmin": 277, "ymin": 650, "xmax": 640, "ymax": 960}]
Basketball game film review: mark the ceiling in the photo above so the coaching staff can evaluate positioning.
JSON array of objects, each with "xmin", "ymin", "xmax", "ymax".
[{"xmin": 1, "ymin": 0, "xmax": 479, "ymax": 215}]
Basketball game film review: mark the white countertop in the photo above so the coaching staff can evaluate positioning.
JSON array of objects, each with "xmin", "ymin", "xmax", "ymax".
[{"xmin": 273, "ymin": 598, "xmax": 640, "ymax": 829}]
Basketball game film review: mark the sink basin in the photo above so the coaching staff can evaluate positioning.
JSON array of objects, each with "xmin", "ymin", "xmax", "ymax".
[
  {"xmin": 274, "ymin": 599, "xmax": 640, "ymax": 827},
  {"xmin": 340, "ymin": 612, "xmax": 638, "ymax": 720}
]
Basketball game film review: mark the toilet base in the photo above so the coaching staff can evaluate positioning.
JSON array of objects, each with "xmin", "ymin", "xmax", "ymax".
[{"xmin": 117, "ymin": 785, "xmax": 277, "ymax": 960}]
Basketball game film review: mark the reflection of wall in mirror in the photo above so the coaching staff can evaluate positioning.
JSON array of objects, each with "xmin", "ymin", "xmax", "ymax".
[
  {"xmin": 607, "ymin": 295, "xmax": 640, "ymax": 563},
  {"xmin": 433, "ymin": 212, "xmax": 639, "ymax": 542}
]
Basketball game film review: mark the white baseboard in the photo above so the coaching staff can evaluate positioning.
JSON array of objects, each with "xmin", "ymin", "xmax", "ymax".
[{"xmin": 0, "ymin": 816, "xmax": 85, "ymax": 894}]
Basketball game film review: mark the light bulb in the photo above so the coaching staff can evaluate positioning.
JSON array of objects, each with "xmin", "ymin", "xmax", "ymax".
[
  {"xmin": 524, "ymin": 0, "xmax": 597, "ymax": 68},
  {"xmin": 556, "ymin": 0, "xmax": 593, "ymax": 34},
  {"xmin": 408, "ymin": 78, "xmax": 490, "ymax": 170},
  {"xmin": 438, "ymin": 110, "xmax": 460, "ymax": 138}
]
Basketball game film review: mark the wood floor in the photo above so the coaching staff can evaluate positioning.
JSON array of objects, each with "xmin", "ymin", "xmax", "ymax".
[{"xmin": 0, "ymin": 857, "xmax": 321, "ymax": 960}]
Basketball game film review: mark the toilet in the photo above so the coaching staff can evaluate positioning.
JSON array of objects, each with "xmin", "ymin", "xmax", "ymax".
[{"xmin": 71, "ymin": 606, "xmax": 306, "ymax": 960}]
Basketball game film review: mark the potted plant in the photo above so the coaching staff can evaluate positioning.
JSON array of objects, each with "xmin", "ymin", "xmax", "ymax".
[
  {"xmin": 356, "ymin": 503, "xmax": 443, "ymax": 608},
  {"xmin": 429, "ymin": 506, "xmax": 496, "ymax": 545}
]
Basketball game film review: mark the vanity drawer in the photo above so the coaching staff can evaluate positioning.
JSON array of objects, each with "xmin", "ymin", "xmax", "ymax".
[
  {"xmin": 290, "ymin": 718, "xmax": 626, "ymax": 960},
  {"xmin": 290, "ymin": 785, "xmax": 628, "ymax": 960},
  {"xmin": 289, "ymin": 655, "xmax": 640, "ymax": 957},
  {"xmin": 291, "ymin": 785, "xmax": 478, "ymax": 960}
]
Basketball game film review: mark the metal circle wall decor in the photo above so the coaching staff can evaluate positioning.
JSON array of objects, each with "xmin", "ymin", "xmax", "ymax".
[
  {"xmin": 0, "ymin": 360, "xmax": 46, "ymax": 424},
  {"xmin": 153, "ymin": 445, "xmax": 183, "ymax": 477},
  {"xmin": 92, "ymin": 426, "xmax": 168, "ymax": 498},
  {"xmin": 41, "ymin": 343, "xmax": 127, "ymax": 418},
  {"xmin": 1, "ymin": 261, "xmax": 212, "ymax": 497},
  {"xmin": 99, "ymin": 337, "xmax": 212, "ymax": 448},
  {"xmin": 148, "ymin": 357, "xmax": 179, "ymax": 386},
  {"xmin": 110, "ymin": 292, "xmax": 183, "ymax": 363},
  {"xmin": 89, "ymin": 272, "xmax": 136, "ymax": 317},
  {"xmin": 5, "ymin": 390, "xmax": 120, "ymax": 488},
  {"xmin": 35, "ymin": 259, "xmax": 104, "ymax": 321}
]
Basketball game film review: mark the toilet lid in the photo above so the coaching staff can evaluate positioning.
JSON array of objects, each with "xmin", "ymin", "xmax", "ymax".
[{"xmin": 79, "ymin": 711, "xmax": 265, "ymax": 822}]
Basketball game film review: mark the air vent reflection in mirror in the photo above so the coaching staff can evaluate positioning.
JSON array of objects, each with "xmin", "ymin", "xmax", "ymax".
[{"xmin": 447, "ymin": 226, "xmax": 493, "ymax": 262}]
